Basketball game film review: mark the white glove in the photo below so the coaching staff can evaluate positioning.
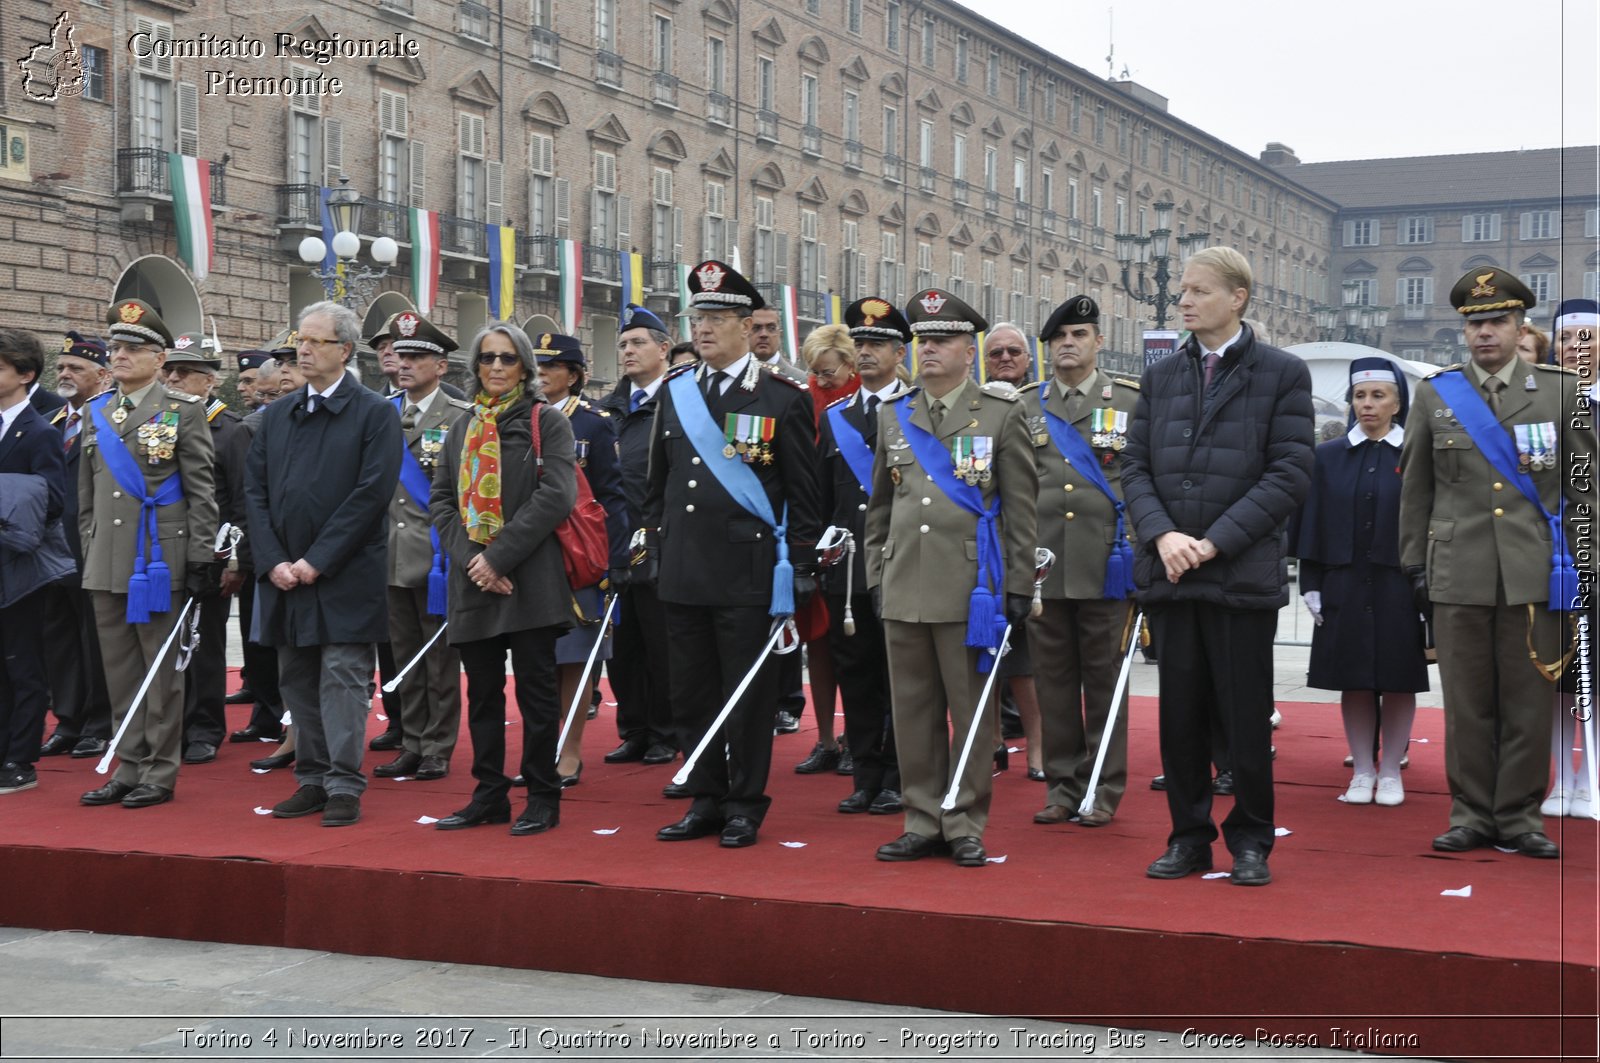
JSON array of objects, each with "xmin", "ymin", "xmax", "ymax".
[{"xmin": 1302, "ymin": 591, "xmax": 1323, "ymax": 626}]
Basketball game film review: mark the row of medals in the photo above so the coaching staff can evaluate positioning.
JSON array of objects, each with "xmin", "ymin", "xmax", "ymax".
[
  {"xmin": 1091, "ymin": 408, "xmax": 1129, "ymax": 451},
  {"xmin": 723, "ymin": 439, "xmax": 776, "ymax": 465},
  {"xmin": 1514, "ymin": 423, "xmax": 1557, "ymax": 472},
  {"xmin": 135, "ymin": 412, "xmax": 179, "ymax": 465},
  {"xmin": 952, "ymin": 436, "xmax": 993, "ymax": 485}
]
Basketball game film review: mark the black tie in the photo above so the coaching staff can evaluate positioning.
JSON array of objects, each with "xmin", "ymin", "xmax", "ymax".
[
  {"xmin": 705, "ymin": 371, "xmax": 728, "ymax": 411},
  {"xmin": 866, "ymin": 394, "xmax": 880, "ymax": 421}
]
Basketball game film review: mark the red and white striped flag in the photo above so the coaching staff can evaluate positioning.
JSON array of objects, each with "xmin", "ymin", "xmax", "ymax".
[
  {"xmin": 167, "ymin": 153, "xmax": 214, "ymax": 280},
  {"xmin": 409, "ymin": 208, "xmax": 440, "ymax": 314}
]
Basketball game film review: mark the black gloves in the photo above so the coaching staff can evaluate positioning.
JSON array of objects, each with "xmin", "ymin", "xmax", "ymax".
[
  {"xmin": 607, "ymin": 566, "xmax": 630, "ymax": 592},
  {"xmin": 871, "ymin": 586, "xmax": 884, "ymax": 619},
  {"xmin": 186, "ymin": 562, "xmax": 220, "ymax": 598},
  {"xmin": 1405, "ymin": 566, "xmax": 1430, "ymax": 615},
  {"xmin": 792, "ymin": 563, "xmax": 818, "ymax": 609},
  {"xmin": 1005, "ymin": 593, "xmax": 1032, "ymax": 626},
  {"xmin": 630, "ymin": 529, "xmax": 659, "ymax": 588}
]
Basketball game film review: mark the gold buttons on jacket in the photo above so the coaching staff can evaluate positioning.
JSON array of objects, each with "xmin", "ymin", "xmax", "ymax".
[
  {"xmin": 921, "ymin": 497, "xmax": 932, "ymax": 505},
  {"xmin": 1066, "ymin": 512, "xmax": 1076, "ymax": 521},
  {"xmin": 1064, "ymin": 483, "xmax": 1074, "ymax": 492},
  {"xmin": 112, "ymin": 490, "xmax": 122, "ymax": 499},
  {"xmin": 687, "ymin": 480, "xmax": 697, "ymax": 488},
  {"xmin": 397, "ymin": 521, "xmax": 406, "ymax": 528},
  {"xmin": 691, "ymin": 456, "xmax": 702, "ymax": 465},
  {"xmin": 113, "ymin": 518, "xmax": 123, "ymax": 526},
  {"xmin": 857, "ymin": 503, "xmax": 867, "ymax": 512},
  {"xmin": 1492, "ymin": 482, "xmax": 1503, "ymax": 491},
  {"xmin": 1493, "ymin": 508, "xmax": 1504, "ymax": 517},
  {"xmin": 919, "ymin": 524, "xmax": 930, "ymax": 533}
]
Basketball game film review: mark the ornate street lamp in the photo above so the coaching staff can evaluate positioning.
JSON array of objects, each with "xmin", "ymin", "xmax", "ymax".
[
  {"xmin": 297, "ymin": 177, "xmax": 399, "ymax": 309},
  {"xmin": 1115, "ymin": 201, "xmax": 1207, "ymax": 330}
]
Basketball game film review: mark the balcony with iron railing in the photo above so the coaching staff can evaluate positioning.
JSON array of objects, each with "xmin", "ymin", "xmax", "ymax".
[
  {"xmin": 439, "ymin": 213, "xmax": 486, "ymax": 258},
  {"xmin": 274, "ymin": 183, "xmax": 320, "ymax": 226},
  {"xmin": 583, "ymin": 243, "xmax": 621, "ymax": 282},
  {"xmin": 983, "ymin": 190, "xmax": 1000, "ymax": 215},
  {"xmin": 843, "ymin": 140, "xmax": 863, "ymax": 171},
  {"xmin": 652, "ymin": 72, "xmax": 679, "ymax": 108},
  {"xmin": 952, "ymin": 178, "xmax": 969, "ymax": 205},
  {"xmin": 595, "ymin": 50, "xmax": 622, "ymax": 88},
  {"xmin": 1012, "ymin": 202, "xmax": 1030, "ymax": 227},
  {"xmin": 648, "ymin": 259, "xmax": 679, "ymax": 292},
  {"xmin": 918, "ymin": 166, "xmax": 936, "ymax": 194},
  {"xmin": 118, "ymin": 148, "xmax": 225, "ymax": 203},
  {"xmin": 1402, "ymin": 304, "xmax": 1429, "ymax": 320},
  {"xmin": 881, "ymin": 154, "xmax": 903, "ymax": 184},
  {"xmin": 521, "ymin": 233, "xmax": 559, "ymax": 272},
  {"xmin": 530, "ymin": 26, "xmax": 559, "ymax": 66},
  {"xmin": 457, "ymin": 0, "xmax": 492, "ymax": 42},
  {"xmin": 377, "ymin": 0, "xmax": 413, "ymax": 15},
  {"xmin": 706, "ymin": 91, "xmax": 731, "ymax": 126},
  {"xmin": 1066, "ymin": 218, "xmax": 1083, "ymax": 242},
  {"xmin": 801, "ymin": 125, "xmax": 822, "ymax": 157},
  {"xmin": 1090, "ymin": 226, "xmax": 1107, "ymax": 249},
  {"xmin": 1040, "ymin": 209, "xmax": 1057, "ymax": 234},
  {"xmin": 363, "ymin": 199, "xmax": 408, "ymax": 242},
  {"xmin": 755, "ymin": 110, "xmax": 779, "ymax": 143}
]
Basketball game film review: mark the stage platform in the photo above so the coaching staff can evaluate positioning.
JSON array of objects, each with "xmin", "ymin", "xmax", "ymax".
[{"xmin": 3, "ymin": 682, "xmax": 1595, "ymax": 1062}]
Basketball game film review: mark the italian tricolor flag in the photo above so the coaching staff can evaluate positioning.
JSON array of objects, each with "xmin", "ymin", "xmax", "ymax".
[
  {"xmin": 779, "ymin": 285, "xmax": 800, "ymax": 362},
  {"xmin": 409, "ymin": 208, "xmax": 441, "ymax": 315},
  {"xmin": 558, "ymin": 238, "xmax": 583, "ymax": 333},
  {"xmin": 167, "ymin": 153, "xmax": 214, "ymax": 280}
]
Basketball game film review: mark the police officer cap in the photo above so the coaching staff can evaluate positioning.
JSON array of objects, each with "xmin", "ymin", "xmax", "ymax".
[
  {"xmin": 105, "ymin": 298, "xmax": 173, "ymax": 348},
  {"xmin": 389, "ymin": 311, "xmax": 458, "ymax": 358},
  {"xmin": 1040, "ymin": 295, "xmax": 1100, "ymax": 340},
  {"xmin": 687, "ymin": 260, "xmax": 764, "ymax": 312},
  {"xmin": 166, "ymin": 332, "xmax": 221, "ymax": 369},
  {"xmin": 61, "ymin": 330, "xmax": 108, "ymax": 366},
  {"xmin": 845, "ymin": 297, "xmax": 912, "ymax": 344},
  {"xmin": 236, "ymin": 351, "xmax": 274, "ymax": 372},
  {"xmin": 620, "ymin": 303, "xmax": 669, "ymax": 336},
  {"xmin": 533, "ymin": 331, "xmax": 585, "ymax": 368},
  {"xmin": 1450, "ymin": 268, "xmax": 1536, "ymax": 321},
  {"xmin": 905, "ymin": 288, "xmax": 987, "ymax": 337}
]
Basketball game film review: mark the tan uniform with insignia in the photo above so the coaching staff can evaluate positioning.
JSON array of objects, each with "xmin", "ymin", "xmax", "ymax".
[
  {"xmin": 80, "ymin": 382, "xmax": 218, "ymax": 790},
  {"xmin": 1023, "ymin": 370, "xmax": 1140, "ymax": 817},
  {"xmin": 865, "ymin": 376, "xmax": 1038, "ymax": 840},
  {"xmin": 1400, "ymin": 358, "xmax": 1594, "ymax": 838},
  {"xmin": 386, "ymin": 389, "xmax": 470, "ymax": 761}
]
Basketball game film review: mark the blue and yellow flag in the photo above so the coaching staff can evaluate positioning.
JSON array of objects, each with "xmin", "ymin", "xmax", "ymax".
[
  {"xmin": 829, "ymin": 293, "xmax": 843, "ymax": 325},
  {"xmin": 619, "ymin": 251, "xmax": 645, "ymax": 309},
  {"xmin": 486, "ymin": 224, "xmax": 517, "ymax": 321}
]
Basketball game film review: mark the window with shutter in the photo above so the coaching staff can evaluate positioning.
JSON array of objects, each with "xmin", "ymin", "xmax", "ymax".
[
  {"xmin": 486, "ymin": 160, "xmax": 503, "ymax": 225},
  {"xmin": 408, "ymin": 140, "xmax": 427, "ymax": 207},
  {"xmin": 175, "ymin": 82, "xmax": 198, "ymax": 156},
  {"xmin": 553, "ymin": 177, "xmax": 570, "ymax": 238},
  {"xmin": 322, "ymin": 117, "xmax": 343, "ymax": 186}
]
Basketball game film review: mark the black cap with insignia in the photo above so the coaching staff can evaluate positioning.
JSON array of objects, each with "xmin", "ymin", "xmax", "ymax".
[
  {"xmin": 687, "ymin": 259, "xmax": 764, "ymax": 311},
  {"xmin": 389, "ymin": 311, "xmax": 458, "ymax": 358},
  {"xmin": 1450, "ymin": 268, "xmax": 1537, "ymax": 321},
  {"xmin": 236, "ymin": 351, "xmax": 274, "ymax": 372},
  {"xmin": 62, "ymin": 330, "xmax": 108, "ymax": 366},
  {"xmin": 533, "ymin": 331, "xmax": 586, "ymax": 368},
  {"xmin": 845, "ymin": 297, "xmax": 912, "ymax": 343},
  {"xmin": 904, "ymin": 288, "xmax": 987, "ymax": 337},
  {"xmin": 105, "ymin": 298, "xmax": 174, "ymax": 347},
  {"xmin": 620, "ymin": 303, "xmax": 669, "ymax": 335},
  {"xmin": 1040, "ymin": 295, "xmax": 1100, "ymax": 341}
]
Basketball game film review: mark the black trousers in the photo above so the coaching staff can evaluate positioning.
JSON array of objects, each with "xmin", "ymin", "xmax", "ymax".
[
  {"xmin": 665, "ymin": 602, "xmax": 779, "ymax": 824},
  {"xmin": 827, "ymin": 591, "xmax": 898, "ymax": 793},
  {"xmin": 238, "ymin": 579, "xmax": 284, "ymax": 737},
  {"xmin": 1, "ymin": 586, "xmax": 51, "ymax": 766},
  {"xmin": 182, "ymin": 591, "xmax": 230, "ymax": 746},
  {"xmin": 41, "ymin": 583, "xmax": 111, "ymax": 741},
  {"xmin": 459, "ymin": 626, "xmax": 561, "ymax": 811},
  {"xmin": 611, "ymin": 582, "xmax": 673, "ymax": 746},
  {"xmin": 1150, "ymin": 601, "xmax": 1277, "ymax": 855}
]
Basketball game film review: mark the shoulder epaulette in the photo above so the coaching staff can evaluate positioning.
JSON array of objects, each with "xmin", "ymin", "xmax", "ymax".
[
  {"xmin": 883, "ymin": 387, "xmax": 918, "ymax": 404},
  {"xmin": 980, "ymin": 380, "xmax": 1020, "ymax": 402},
  {"xmin": 1532, "ymin": 362, "xmax": 1578, "ymax": 375},
  {"xmin": 824, "ymin": 393, "xmax": 855, "ymax": 411},
  {"xmin": 205, "ymin": 398, "xmax": 228, "ymax": 422},
  {"xmin": 665, "ymin": 362, "xmax": 698, "ymax": 381},
  {"xmin": 1423, "ymin": 364, "xmax": 1466, "ymax": 380},
  {"xmin": 164, "ymin": 389, "xmax": 200, "ymax": 403},
  {"xmin": 1112, "ymin": 376, "xmax": 1141, "ymax": 390},
  {"xmin": 1017, "ymin": 380, "xmax": 1044, "ymax": 395},
  {"xmin": 446, "ymin": 396, "xmax": 474, "ymax": 410},
  {"xmin": 764, "ymin": 371, "xmax": 807, "ymax": 391}
]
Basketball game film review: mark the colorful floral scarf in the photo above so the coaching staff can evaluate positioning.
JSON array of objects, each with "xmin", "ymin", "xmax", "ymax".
[{"xmin": 458, "ymin": 382, "xmax": 524, "ymax": 544}]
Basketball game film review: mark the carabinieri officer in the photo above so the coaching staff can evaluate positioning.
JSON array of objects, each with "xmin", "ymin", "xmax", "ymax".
[
  {"xmin": 642, "ymin": 260, "xmax": 823, "ymax": 849},
  {"xmin": 866, "ymin": 288, "xmax": 1038, "ymax": 867},
  {"xmin": 79, "ymin": 299, "xmax": 219, "ymax": 810}
]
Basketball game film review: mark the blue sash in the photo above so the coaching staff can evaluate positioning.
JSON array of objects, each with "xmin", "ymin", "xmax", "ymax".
[
  {"xmin": 666, "ymin": 370, "xmax": 794, "ymax": 617},
  {"xmin": 1040, "ymin": 385, "xmax": 1135, "ymax": 599},
  {"xmin": 826, "ymin": 400, "xmax": 874, "ymax": 497},
  {"xmin": 391, "ymin": 396, "xmax": 448, "ymax": 616},
  {"xmin": 1432, "ymin": 371, "xmax": 1577, "ymax": 611},
  {"xmin": 892, "ymin": 392, "xmax": 1007, "ymax": 672},
  {"xmin": 88, "ymin": 392, "xmax": 183, "ymax": 623}
]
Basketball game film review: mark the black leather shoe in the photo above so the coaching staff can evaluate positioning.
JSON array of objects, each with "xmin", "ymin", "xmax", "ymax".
[
  {"xmin": 224, "ymin": 687, "xmax": 255, "ymax": 705},
  {"xmin": 559, "ymin": 762, "xmax": 583, "ymax": 788},
  {"xmin": 415, "ymin": 755, "xmax": 449, "ymax": 780},
  {"xmin": 272, "ymin": 784, "xmax": 329, "ymax": 819},
  {"xmin": 436, "ymin": 803, "xmax": 512, "ymax": 830},
  {"xmin": 249, "ymin": 751, "xmax": 295, "ymax": 771},
  {"xmin": 837, "ymin": 789, "xmax": 875, "ymax": 814},
  {"xmin": 773, "ymin": 711, "xmax": 801, "ymax": 735},
  {"xmin": 950, "ymin": 836, "xmax": 987, "ymax": 867},
  {"xmin": 373, "ymin": 751, "xmax": 421, "ymax": 778},
  {"xmin": 70, "ymin": 737, "xmax": 108, "ymax": 758},
  {"xmin": 720, "ymin": 815, "xmax": 758, "ymax": 848},
  {"xmin": 642, "ymin": 742, "xmax": 677, "ymax": 765},
  {"xmin": 182, "ymin": 742, "xmax": 217, "ymax": 765},
  {"xmin": 121, "ymin": 783, "xmax": 173, "ymax": 808},
  {"xmin": 368, "ymin": 730, "xmax": 402, "ymax": 752},
  {"xmin": 1230, "ymin": 848, "xmax": 1271, "ymax": 885},
  {"xmin": 1146, "ymin": 843, "xmax": 1213, "ymax": 879},
  {"xmin": 39, "ymin": 734, "xmax": 75, "ymax": 757},
  {"xmin": 657, "ymin": 811, "xmax": 723, "ymax": 841},
  {"xmin": 876, "ymin": 832, "xmax": 947, "ymax": 862},
  {"xmin": 1432, "ymin": 825, "xmax": 1491, "ymax": 852},
  {"xmin": 868, "ymin": 789, "xmax": 903, "ymax": 815},
  {"xmin": 510, "ymin": 804, "xmax": 559, "ymax": 836},
  {"xmin": 322, "ymin": 794, "xmax": 361, "ymax": 827},
  {"xmin": 1505, "ymin": 831, "xmax": 1559, "ymax": 859},
  {"xmin": 229, "ymin": 725, "xmax": 280, "ymax": 744},
  {"xmin": 662, "ymin": 781, "xmax": 691, "ymax": 799},
  {"xmin": 794, "ymin": 742, "xmax": 842, "ymax": 774},
  {"xmin": 604, "ymin": 736, "xmax": 649, "ymax": 763},
  {"xmin": 1027, "ymin": 768, "xmax": 1047, "ymax": 782},
  {"xmin": 835, "ymin": 747, "xmax": 854, "ymax": 775},
  {"xmin": 81, "ymin": 780, "xmax": 135, "ymax": 806},
  {"xmin": 992, "ymin": 744, "xmax": 1009, "ymax": 772},
  {"xmin": 1212, "ymin": 770, "xmax": 1235, "ymax": 795},
  {"xmin": 1149, "ymin": 774, "xmax": 1167, "ymax": 791}
]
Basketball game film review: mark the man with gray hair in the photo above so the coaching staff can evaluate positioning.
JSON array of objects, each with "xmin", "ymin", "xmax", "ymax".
[{"xmin": 244, "ymin": 301, "xmax": 403, "ymax": 827}]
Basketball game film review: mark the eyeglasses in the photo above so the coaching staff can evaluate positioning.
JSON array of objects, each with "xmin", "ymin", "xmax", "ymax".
[
  {"xmin": 986, "ymin": 346, "xmax": 1028, "ymax": 358},
  {"xmin": 477, "ymin": 353, "xmax": 522, "ymax": 367},
  {"xmin": 811, "ymin": 365, "xmax": 845, "ymax": 379}
]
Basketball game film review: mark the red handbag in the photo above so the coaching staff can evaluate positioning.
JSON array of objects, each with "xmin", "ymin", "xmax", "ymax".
[{"xmin": 530, "ymin": 401, "xmax": 610, "ymax": 589}]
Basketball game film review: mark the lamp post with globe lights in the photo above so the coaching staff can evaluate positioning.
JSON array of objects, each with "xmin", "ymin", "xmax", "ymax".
[
  {"xmin": 1114, "ymin": 200, "xmax": 1209, "ymax": 331},
  {"xmin": 297, "ymin": 177, "xmax": 399, "ymax": 309}
]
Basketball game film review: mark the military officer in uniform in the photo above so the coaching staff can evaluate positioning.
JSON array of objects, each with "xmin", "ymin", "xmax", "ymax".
[
  {"xmin": 1021, "ymin": 296, "xmax": 1140, "ymax": 827},
  {"xmin": 79, "ymin": 299, "xmax": 219, "ymax": 809},
  {"xmin": 643, "ymin": 260, "xmax": 823, "ymax": 849},
  {"xmin": 377, "ymin": 312, "xmax": 470, "ymax": 782},
  {"xmin": 819, "ymin": 296, "xmax": 911, "ymax": 815},
  {"xmin": 162, "ymin": 333, "xmax": 246, "ymax": 765},
  {"xmin": 1401, "ymin": 268, "xmax": 1594, "ymax": 859},
  {"xmin": 866, "ymin": 288, "xmax": 1039, "ymax": 867}
]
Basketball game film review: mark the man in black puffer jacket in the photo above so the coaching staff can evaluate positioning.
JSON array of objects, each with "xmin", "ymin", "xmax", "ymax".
[{"xmin": 1121, "ymin": 246, "xmax": 1314, "ymax": 887}]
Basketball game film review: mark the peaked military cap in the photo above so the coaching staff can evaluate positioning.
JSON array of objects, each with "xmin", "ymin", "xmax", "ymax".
[
  {"xmin": 687, "ymin": 259, "xmax": 764, "ymax": 311},
  {"xmin": 1040, "ymin": 295, "xmax": 1100, "ymax": 340},
  {"xmin": 532, "ymin": 331, "xmax": 585, "ymax": 367},
  {"xmin": 236, "ymin": 350, "xmax": 274, "ymax": 372},
  {"xmin": 1450, "ymin": 268, "xmax": 1536, "ymax": 321},
  {"xmin": 389, "ymin": 311, "xmax": 457, "ymax": 358},
  {"xmin": 166, "ymin": 332, "xmax": 221, "ymax": 369},
  {"xmin": 905, "ymin": 288, "xmax": 986, "ymax": 337},
  {"xmin": 105, "ymin": 298, "xmax": 173, "ymax": 347},
  {"xmin": 61, "ymin": 330, "xmax": 108, "ymax": 366},
  {"xmin": 845, "ymin": 297, "xmax": 912, "ymax": 343}
]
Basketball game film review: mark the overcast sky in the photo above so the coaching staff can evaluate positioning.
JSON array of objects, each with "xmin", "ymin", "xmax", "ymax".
[{"xmin": 979, "ymin": 0, "xmax": 1599, "ymax": 163}]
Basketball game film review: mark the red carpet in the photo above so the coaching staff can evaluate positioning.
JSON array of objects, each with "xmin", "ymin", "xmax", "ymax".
[{"xmin": 3, "ymin": 674, "xmax": 1596, "ymax": 1061}]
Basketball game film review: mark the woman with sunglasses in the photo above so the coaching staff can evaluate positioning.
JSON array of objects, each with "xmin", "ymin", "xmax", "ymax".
[{"xmin": 429, "ymin": 322, "xmax": 577, "ymax": 836}]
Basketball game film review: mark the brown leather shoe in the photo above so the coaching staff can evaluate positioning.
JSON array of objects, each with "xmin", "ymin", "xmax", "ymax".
[
  {"xmin": 1078, "ymin": 809, "xmax": 1114, "ymax": 827},
  {"xmin": 1033, "ymin": 804, "xmax": 1074, "ymax": 824}
]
